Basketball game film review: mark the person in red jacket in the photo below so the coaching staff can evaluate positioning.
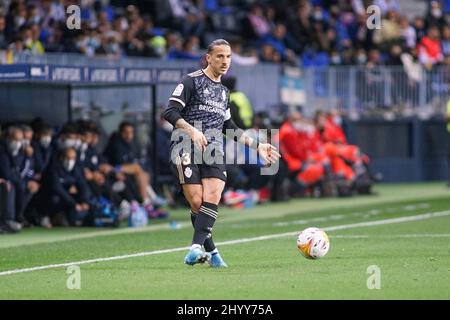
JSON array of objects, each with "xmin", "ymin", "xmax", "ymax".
[
  {"xmin": 313, "ymin": 111, "xmax": 356, "ymax": 183},
  {"xmin": 279, "ymin": 111, "xmax": 325, "ymax": 193},
  {"xmin": 417, "ymin": 25, "xmax": 443, "ymax": 68}
]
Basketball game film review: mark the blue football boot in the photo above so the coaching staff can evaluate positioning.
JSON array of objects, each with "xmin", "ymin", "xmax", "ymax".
[
  {"xmin": 184, "ymin": 247, "xmax": 209, "ymax": 265},
  {"xmin": 208, "ymin": 252, "xmax": 228, "ymax": 268}
]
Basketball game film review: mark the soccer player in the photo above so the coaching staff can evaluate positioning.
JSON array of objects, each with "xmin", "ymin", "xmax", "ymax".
[{"xmin": 163, "ymin": 39, "xmax": 280, "ymax": 267}]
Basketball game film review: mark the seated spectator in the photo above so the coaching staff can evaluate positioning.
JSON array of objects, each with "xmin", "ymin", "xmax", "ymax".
[
  {"xmin": 31, "ymin": 123, "xmax": 53, "ymax": 178},
  {"xmin": 0, "ymin": 125, "xmax": 40, "ymax": 230},
  {"xmin": 39, "ymin": 147, "xmax": 90, "ymax": 227},
  {"xmin": 103, "ymin": 121, "xmax": 167, "ymax": 216},
  {"xmin": 279, "ymin": 111, "xmax": 326, "ymax": 196},
  {"xmin": 0, "ymin": 178, "xmax": 15, "ymax": 234}
]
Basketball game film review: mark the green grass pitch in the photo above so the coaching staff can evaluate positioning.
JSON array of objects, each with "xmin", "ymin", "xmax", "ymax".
[{"xmin": 0, "ymin": 182, "xmax": 449, "ymax": 299}]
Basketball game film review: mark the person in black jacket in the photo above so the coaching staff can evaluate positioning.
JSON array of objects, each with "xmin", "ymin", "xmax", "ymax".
[
  {"xmin": 0, "ymin": 125, "xmax": 39, "ymax": 230},
  {"xmin": 31, "ymin": 123, "xmax": 53, "ymax": 178},
  {"xmin": 103, "ymin": 121, "xmax": 166, "ymax": 211},
  {"xmin": 40, "ymin": 147, "xmax": 91, "ymax": 227}
]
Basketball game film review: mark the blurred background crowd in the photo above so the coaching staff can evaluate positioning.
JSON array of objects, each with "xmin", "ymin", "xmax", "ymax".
[{"xmin": 0, "ymin": 0, "xmax": 448, "ymax": 69}]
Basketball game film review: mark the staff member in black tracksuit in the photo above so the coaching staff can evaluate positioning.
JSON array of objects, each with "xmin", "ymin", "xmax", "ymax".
[
  {"xmin": 32, "ymin": 124, "xmax": 53, "ymax": 178},
  {"xmin": 40, "ymin": 147, "xmax": 90, "ymax": 227},
  {"xmin": 0, "ymin": 126, "xmax": 39, "ymax": 229}
]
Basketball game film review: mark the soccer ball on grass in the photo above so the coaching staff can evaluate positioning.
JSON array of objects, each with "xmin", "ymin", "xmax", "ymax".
[{"xmin": 297, "ymin": 227, "xmax": 330, "ymax": 259}]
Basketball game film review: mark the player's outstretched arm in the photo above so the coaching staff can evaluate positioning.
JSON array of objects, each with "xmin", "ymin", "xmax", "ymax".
[{"xmin": 222, "ymin": 118, "xmax": 280, "ymax": 164}]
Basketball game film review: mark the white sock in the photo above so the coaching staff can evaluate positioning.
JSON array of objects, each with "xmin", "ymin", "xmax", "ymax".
[
  {"xmin": 146, "ymin": 185, "xmax": 157, "ymax": 200},
  {"xmin": 190, "ymin": 244, "xmax": 201, "ymax": 250},
  {"xmin": 209, "ymin": 248, "xmax": 219, "ymax": 255}
]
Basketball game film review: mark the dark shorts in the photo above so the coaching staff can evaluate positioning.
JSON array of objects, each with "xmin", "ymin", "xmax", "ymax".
[{"xmin": 169, "ymin": 151, "xmax": 227, "ymax": 185}]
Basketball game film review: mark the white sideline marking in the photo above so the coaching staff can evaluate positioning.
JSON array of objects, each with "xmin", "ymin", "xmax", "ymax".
[
  {"xmin": 1, "ymin": 210, "xmax": 449, "ymax": 277},
  {"xmin": 331, "ymin": 234, "xmax": 450, "ymax": 239}
]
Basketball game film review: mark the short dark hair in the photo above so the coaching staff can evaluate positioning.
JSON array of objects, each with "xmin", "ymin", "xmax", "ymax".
[
  {"xmin": 206, "ymin": 39, "xmax": 230, "ymax": 54},
  {"xmin": 119, "ymin": 121, "xmax": 134, "ymax": 132}
]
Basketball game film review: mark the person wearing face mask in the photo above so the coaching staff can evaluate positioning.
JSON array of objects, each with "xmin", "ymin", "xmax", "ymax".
[
  {"xmin": 51, "ymin": 123, "xmax": 83, "ymax": 166},
  {"xmin": 0, "ymin": 126, "xmax": 39, "ymax": 230},
  {"xmin": 39, "ymin": 147, "xmax": 91, "ymax": 227},
  {"xmin": 76, "ymin": 121, "xmax": 123, "ymax": 207},
  {"xmin": 278, "ymin": 111, "xmax": 326, "ymax": 196},
  {"xmin": 32, "ymin": 124, "xmax": 54, "ymax": 177}
]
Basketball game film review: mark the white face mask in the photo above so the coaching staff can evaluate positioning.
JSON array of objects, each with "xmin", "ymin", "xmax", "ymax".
[
  {"xmin": 40, "ymin": 136, "xmax": 52, "ymax": 148},
  {"xmin": 62, "ymin": 138, "xmax": 78, "ymax": 149},
  {"xmin": 333, "ymin": 116, "xmax": 343, "ymax": 126},
  {"xmin": 431, "ymin": 8, "xmax": 442, "ymax": 18},
  {"xmin": 8, "ymin": 140, "xmax": 22, "ymax": 156},
  {"xmin": 81, "ymin": 142, "xmax": 88, "ymax": 152},
  {"xmin": 292, "ymin": 121, "xmax": 305, "ymax": 132},
  {"xmin": 22, "ymin": 139, "xmax": 31, "ymax": 148},
  {"xmin": 63, "ymin": 159, "xmax": 76, "ymax": 172}
]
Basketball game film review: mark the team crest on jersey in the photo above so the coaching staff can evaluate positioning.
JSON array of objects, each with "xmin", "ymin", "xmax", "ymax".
[
  {"xmin": 184, "ymin": 167, "xmax": 192, "ymax": 178},
  {"xmin": 222, "ymin": 90, "xmax": 226, "ymax": 100},
  {"xmin": 172, "ymin": 84, "xmax": 184, "ymax": 96},
  {"xmin": 204, "ymin": 88, "xmax": 209, "ymax": 95}
]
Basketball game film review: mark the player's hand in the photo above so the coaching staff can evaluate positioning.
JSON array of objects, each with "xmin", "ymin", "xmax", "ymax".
[
  {"xmin": 257, "ymin": 143, "xmax": 281, "ymax": 165},
  {"xmin": 190, "ymin": 127, "xmax": 208, "ymax": 152}
]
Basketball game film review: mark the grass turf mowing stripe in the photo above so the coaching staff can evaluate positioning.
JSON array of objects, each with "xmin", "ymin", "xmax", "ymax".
[{"xmin": 1, "ymin": 210, "xmax": 449, "ymax": 277}]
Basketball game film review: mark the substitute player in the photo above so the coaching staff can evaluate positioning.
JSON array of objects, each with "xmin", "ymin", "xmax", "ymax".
[{"xmin": 163, "ymin": 39, "xmax": 280, "ymax": 267}]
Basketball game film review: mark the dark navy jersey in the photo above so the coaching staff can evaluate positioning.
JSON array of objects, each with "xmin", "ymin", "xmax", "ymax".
[{"xmin": 168, "ymin": 69, "xmax": 231, "ymax": 147}]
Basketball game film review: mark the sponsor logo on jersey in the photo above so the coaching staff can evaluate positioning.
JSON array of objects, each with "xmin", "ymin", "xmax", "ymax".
[
  {"xmin": 172, "ymin": 84, "xmax": 184, "ymax": 96},
  {"xmin": 198, "ymin": 105, "xmax": 226, "ymax": 116}
]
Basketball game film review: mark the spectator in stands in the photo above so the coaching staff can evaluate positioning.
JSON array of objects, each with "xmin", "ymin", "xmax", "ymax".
[
  {"xmin": 168, "ymin": 0, "xmax": 205, "ymax": 41},
  {"xmin": 0, "ymin": 14, "xmax": 7, "ymax": 49},
  {"xmin": 229, "ymin": 38, "xmax": 259, "ymax": 66},
  {"xmin": 373, "ymin": 10, "xmax": 402, "ymax": 51},
  {"xmin": 247, "ymin": 4, "xmax": 271, "ymax": 39},
  {"xmin": 417, "ymin": 25, "xmax": 444, "ymax": 68},
  {"xmin": 22, "ymin": 24, "xmax": 45, "ymax": 55},
  {"xmin": 413, "ymin": 16, "xmax": 426, "ymax": 41},
  {"xmin": 441, "ymin": 25, "xmax": 450, "ymax": 56},
  {"xmin": 259, "ymin": 43, "xmax": 281, "ymax": 64},
  {"xmin": 426, "ymin": 0, "xmax": 446, "ymax": 28},
  {"xmin": 262, "ymin": 23, "xmax": 300, "ymax": 64},
  {"xmin": 399, "ymin": 15, "xmax": 417, "ymax": 49},
  {"xmin": 373, "ymin": 0, "xmax": 400, "ymax": 15}
]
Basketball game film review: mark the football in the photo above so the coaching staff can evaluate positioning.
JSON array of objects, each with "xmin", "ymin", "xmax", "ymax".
[{"xmin": 297, "ymin": 227, "xmax": 330, "ymax": 259}]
